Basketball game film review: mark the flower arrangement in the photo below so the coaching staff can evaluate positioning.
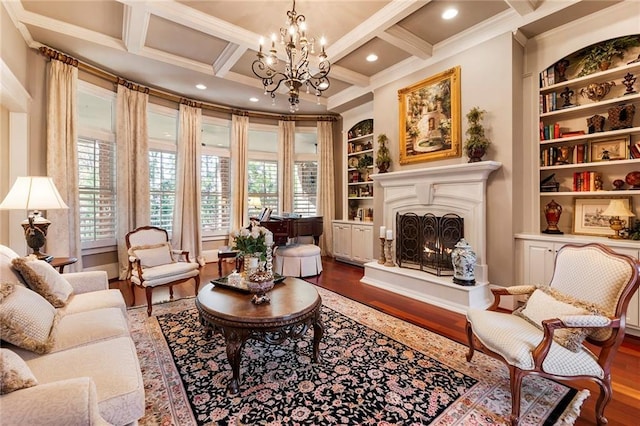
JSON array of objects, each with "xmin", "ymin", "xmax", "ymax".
[{"xmin": 231, "ymin": 220, "xmax": 271, "ymax": 260}]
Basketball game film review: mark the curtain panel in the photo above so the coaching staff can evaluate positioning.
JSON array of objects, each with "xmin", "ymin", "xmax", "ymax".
[
  {"xmin": 230, "ymin": 114, "xmax": 249, "ymax": 230},
  {"xmin": 317, "ymin": 120, "xmax": 335, "ymax": 256},
  {"xmin": 278, "ymin": 120, "xmax": 295, "ymax": 212},
  {"xmin": 116, "ymin": 84, "xmax": 150, "ymax": 279},
  {"xmin": 45, "ymin": 59, "xmax": 82, "ymax": 271}
]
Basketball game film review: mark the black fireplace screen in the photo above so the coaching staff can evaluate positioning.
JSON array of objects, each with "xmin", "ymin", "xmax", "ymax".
[{"xmin": 395, "ymin": 212, "xmax": 463, "ymax": 276}]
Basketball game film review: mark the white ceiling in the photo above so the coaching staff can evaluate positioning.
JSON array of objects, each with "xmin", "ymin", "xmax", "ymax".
[{"xmin": 3, "ymin": 0, "xmax": 623, "ymax": 115}]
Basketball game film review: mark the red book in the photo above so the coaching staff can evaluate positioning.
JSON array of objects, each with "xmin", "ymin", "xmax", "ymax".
[
  {"xmin": 576, "ymin": 144, "xmax": 585, "ymax": 163},
  {"xmin": 554, "ymin": 123, "xmax": 560, "ymax": 139}
]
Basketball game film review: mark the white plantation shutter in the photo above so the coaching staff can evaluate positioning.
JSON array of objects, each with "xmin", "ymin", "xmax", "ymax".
[
  {"xmin": 248, "ymin": 159, "xmax": 279, "ymax": 216},
  {"xmin": 294, "ymin": 160, "xmax": 317, "ymax": 216},
  {"xmin": 78, "ymin": 137, "xmax": 117, "ymax": 247},
  {"xmin": 149, "ymin": 150, "xmax": 176, "ymax": 232},
  {"xmin": 201, "ymin": 154, "xmax": 231, "ymax": 234}
]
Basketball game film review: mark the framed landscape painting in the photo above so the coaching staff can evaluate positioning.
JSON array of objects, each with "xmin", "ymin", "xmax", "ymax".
[
  {"xmin": 573, "ymin": 197, "xmax": 633, "ymax": 236},
  {"xmin": 398, "ymin": 66, "xmax": 461, "ymax": 164}
]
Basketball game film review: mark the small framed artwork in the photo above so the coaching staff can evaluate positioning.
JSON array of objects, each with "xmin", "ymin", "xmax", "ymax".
[
  {"xmin": 589, "ymin": 136, "xmax": 630, "ymax": 161},
  {"xmin": 398, "ymin": 66, "xmax": 461, "ymax": 164},
  {"xmin": 573, "ymin": 197, "xmax": 633, "ymax": 236}
]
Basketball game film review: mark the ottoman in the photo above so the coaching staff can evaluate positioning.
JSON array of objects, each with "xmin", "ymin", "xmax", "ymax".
[{"xmin": 274, "ymin": 244, "xmax": 323, "ymax": 277}]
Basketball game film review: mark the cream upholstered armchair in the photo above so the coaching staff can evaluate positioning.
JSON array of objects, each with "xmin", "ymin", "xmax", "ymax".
[
  {"xmin": 125, "ymin": 226, "xmax": 200, "ymax": 316},
  {"xmin": 465, "ymin": 243, "xmax": 640, "ymax": 426}
]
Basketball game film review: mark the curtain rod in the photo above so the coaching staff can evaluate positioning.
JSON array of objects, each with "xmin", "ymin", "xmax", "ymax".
[{"xmin": 38, "ymin": 46, "xmax": 339, "ymax": 122}]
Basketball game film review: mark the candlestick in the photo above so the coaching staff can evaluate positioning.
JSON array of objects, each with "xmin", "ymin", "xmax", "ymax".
[
  {"xmin": 378, "ymin": 237, "xmax": 386, "ymax": 264},
  {"xmin": 386, "ymin": 229, "xmax": 393, "ymax": 240},
  {"xmin": 379, "ymin": 226, "xmax": 386, "ymax": 239},
  {"xmin": 265, "ymin": 232, "xmax": 273, "ymax": 247},
  {"xmin": 384, "ymin": 239, "xmax": 395, "ymax": 267}
]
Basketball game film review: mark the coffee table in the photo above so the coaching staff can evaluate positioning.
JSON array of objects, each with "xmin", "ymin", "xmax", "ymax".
[{"xmin": 196, "ymin": 277, "xmax": 324, "ymax": 394}]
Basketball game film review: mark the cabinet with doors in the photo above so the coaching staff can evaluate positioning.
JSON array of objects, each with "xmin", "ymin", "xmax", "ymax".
[
  {"xmin": 537, "ymin": 37, "xmax": 640, "ymax": 236},
  {"xmin": 332, "ymin": 220, "xmax": 374, "ymax": 265},
  {"xmin": 516, "ymin": 234, "xmax": 640, "ymax": 336}
]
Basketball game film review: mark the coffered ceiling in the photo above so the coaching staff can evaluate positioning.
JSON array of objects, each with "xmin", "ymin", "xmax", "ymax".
[{"xmin": 2, "ymin": 0, "xmax": 623, "ymax": 115}]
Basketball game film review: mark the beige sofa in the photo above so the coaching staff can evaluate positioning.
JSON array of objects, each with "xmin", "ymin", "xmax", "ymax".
[{"xmin": 0, "ymin": 245, "xmax": 144, "ymax": 425}]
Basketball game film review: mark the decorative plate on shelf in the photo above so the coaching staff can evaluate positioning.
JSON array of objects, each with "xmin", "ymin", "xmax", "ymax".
[
  {"xmin": 348, "ymin": 157, "xmax": 359, "ymax": 169},
  {"xmin": 210, "ymin": 273, "xmax": 286, "ymax": 293}
]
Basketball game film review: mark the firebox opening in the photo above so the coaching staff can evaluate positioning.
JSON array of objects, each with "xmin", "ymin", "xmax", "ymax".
[{"xmin": 395, "ymin": 212, "xmax": 464, "ymax": 276}]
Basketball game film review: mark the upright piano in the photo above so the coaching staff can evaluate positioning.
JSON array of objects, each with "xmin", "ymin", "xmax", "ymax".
[{"xmin": 260, "ymin": 216, "xmax": 323, "ymax": 246}]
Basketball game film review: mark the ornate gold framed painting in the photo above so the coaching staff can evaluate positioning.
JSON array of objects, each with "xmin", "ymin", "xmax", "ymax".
[{"xmin": 398, "ymin": 66, "xmax": 461, "ymax": 164}]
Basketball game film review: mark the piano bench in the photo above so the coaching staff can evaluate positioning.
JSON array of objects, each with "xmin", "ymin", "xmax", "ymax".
[{"xmin": 274, "ymin": 244, "xmax": 323, "ymax": 278}]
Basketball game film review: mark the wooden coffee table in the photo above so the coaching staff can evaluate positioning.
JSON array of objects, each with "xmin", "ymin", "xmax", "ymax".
[{"xmin": 196, "ymin": 277, "xmax": 324, "ymax": 394}]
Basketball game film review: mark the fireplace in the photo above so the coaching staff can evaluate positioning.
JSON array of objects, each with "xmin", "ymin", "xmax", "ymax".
[
  {"xmin": 396, "ymin": 212, "xmax": 463, "ymax": 276},
  {"xmin": 362, "ymin": 161, "xmax": 501, "ymax": 313}
]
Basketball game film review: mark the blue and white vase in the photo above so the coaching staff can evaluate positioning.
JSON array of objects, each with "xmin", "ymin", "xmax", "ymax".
[{"xmin": 451, "ymin": 239, "xmax": 476, "ymax": 286}]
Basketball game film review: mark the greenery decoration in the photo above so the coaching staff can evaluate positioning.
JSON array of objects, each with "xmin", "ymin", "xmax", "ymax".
[
  {"xmin": 375, "ymin": 134, "xmax": 391, "ymax": 173},
  {"xmin": 464, "ymin": 107, "xmax": 491, "ymax": 154},
  {"xmin": 577, "ymin": 35, "xmax": 640, "ymax": 77},
  {"xmin": 231, "ymin": 220, "xmax": 270, "ymax": 260}
]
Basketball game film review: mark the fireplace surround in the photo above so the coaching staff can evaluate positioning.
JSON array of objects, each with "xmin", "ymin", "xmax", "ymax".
[{"xmin": 362, "ymin": 161, "xmax": 501, "ymax": 313}]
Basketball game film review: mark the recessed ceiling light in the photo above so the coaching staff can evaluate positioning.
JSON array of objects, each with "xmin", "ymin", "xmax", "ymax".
[
  {"xmin": 249, "ymin": 97, "xmax": 259, "ymax": 102},
  {"xmin": 366, "ymin": 54, "xmax": 378, "ymax": 62},
  {"xmin": 195, "ymin": 83, "xmax": 207, "ymax": 90},
  {"xmin": 442, "ymin": 8, "xmax": 458, "ymax": 20}
]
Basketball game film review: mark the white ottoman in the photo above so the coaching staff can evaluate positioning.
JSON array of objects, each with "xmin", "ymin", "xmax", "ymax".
[{"xmin": 274, "ymin": 244, "xmax": 323, "ymax": 277}]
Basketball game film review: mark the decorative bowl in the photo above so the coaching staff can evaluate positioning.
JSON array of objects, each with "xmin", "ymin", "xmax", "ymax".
[
  {"xmin": 246, "ymin": 271, "xmax": 275, "ymax": 304},
  {"xmin": 625, "ymin": 171, "xmax": 640, "ymax": 189}
]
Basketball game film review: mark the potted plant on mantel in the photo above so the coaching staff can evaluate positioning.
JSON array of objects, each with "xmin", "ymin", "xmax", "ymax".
[
  {"xmin": 464, "ymin": 107, "xmax": 491, "ymax": 163},
  {"xmin": 375, "ymin": 134, "xmax": 392, "ymax": 173},
  {"xmin": 577, "ymin": 35, "xmax": 640, "ymax": 77}
]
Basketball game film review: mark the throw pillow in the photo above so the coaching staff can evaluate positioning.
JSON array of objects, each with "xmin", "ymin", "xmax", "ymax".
[
  {"xmin": 0, "ymin": 348, "xmax": 38, "ymax": 394},
  {"xmin": 130, "ymin": 243, "xmax": 174, "ymax": 268},
  {"xmin": 514, "ymin": 288, "xmax": 597, "ymax": 352},
  {"xmin": 0, "ymin": 283, "xmax": 59, "ymax": 354},
  {"xmin": 11, "ymin": 256, "xmax": 73, "ymax": 308}
]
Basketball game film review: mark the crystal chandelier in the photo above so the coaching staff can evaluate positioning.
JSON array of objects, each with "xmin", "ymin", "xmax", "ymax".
[{"xmin": 252, "ymin": 0, "xmax": 331, "ymax": 113}]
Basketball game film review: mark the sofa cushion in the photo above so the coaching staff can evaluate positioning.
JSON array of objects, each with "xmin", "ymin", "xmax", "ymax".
[
  {"xmin": 0, "ymin": 245, "xmax": 26, "ymax": 287},
  {"xmin": 53, "ymin": 308, "xmax": 130, "ymax": 353},
  {"xmin": 0, "ymin": 283, "xmax": 59, "ymax": 354},
  {"xmin": 11, "ymin": 257, "xmax": 73, "ymax": 308},
  {"xmin": 130, "ymin": 243, "xmax": 174, "ymax": 268},
  {"xmin": 514, "ymin": 288, "xmax": 601, "ymax": 352},
  {"xmin": 25, "ymin": 337, "xmax": 145, "ymax": 425},
  {"xmin": 0, "ymin": 348, "xmax": 38, "ymax": 394},
  {"xmin": 63, "ymin": 289, "xmax": 127, "ymax": 317}
]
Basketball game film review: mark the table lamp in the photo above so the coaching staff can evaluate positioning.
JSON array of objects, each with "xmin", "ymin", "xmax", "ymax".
[
  {"xmin": 0, "ymin": 176, "xmax": 69, "ymax": 261},
  {"xmin": 602, "ymin": 199, "xmax": 635, "ymax": 239}
]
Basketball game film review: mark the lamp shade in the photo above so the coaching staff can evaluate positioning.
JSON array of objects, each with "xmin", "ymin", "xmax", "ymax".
[
  {"xmin": 602, "ymin": 199, "xmax": 635, "ymax": 218},
  {"xmin": 248, "ymin": 197, "xmax": 262, "ymax": 208},
  {"xmin": 0, "ymin": 177, "xmax": 69, "ymax": 211}
]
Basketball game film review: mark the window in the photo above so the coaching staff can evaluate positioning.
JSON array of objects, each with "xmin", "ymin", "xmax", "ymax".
[
  {"xmin": 77, "ymin": 82, "xmax": 116, "ymax": 249},
  {"xmin": 148, "ymin": 106, "xmax": 178, "ymax": 233},
  {"xmin": 294, "ymin": 129, "xmax": 318, "ymax": 216},
  {"xmin": 248, "ymin": 126, "xmax": 279, "ymax": 217},
  {"xmin": 201, "ymin": 119, "xmax": 232, "ymax": 236}
]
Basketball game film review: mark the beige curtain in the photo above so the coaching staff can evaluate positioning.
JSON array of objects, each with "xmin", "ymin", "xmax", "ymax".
[
  {"xmin": 231, "ymin": 114, "xmax": 249, "ymax": 230},
  {"xmin": 278, "ymin": 120, "xmax": 295, "ymax": 212},
  {"xmin": 173, "ymin": 103, "xmax": 203, "ymax": 265},
  {"xmin": 317, "ymin": 120, "xmax": 335, "ymax": 256},
  {"xmin": 45, "ymin": 59, "xmax": 82, "ymax": 271},
  {"xmin": 116, "ymin": 84, "xmax": 150, "ymax": 279}
]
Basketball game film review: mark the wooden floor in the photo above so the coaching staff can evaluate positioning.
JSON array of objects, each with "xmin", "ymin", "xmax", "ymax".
[{"xmin": 111, "ymin": 256, "xmax": 640, "ymax": 426}]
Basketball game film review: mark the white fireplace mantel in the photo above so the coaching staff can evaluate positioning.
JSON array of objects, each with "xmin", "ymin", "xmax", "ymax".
[{"xmin": 363, "ymin": 161, "xmax": 502, "ymax": 313}]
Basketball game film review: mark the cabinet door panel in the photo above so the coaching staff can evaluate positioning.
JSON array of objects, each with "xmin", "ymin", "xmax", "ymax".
[
  {"xmin": 523, "ymin": 241, "xmax": 557, "ymax": 286},
  {"xmin": 352, "ymin": 225, "xmax": 373, "ymax": 262},
  {"xmin": 332, "ymin": 224, "xmax": 352, "ymax": 258},
  {"xmin": 610, "ymin": 247, "xmax": 639, "ymax": 329}
]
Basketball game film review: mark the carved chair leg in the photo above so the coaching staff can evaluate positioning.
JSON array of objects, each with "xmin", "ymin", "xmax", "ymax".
[
  {"xmin": 465, "ymin": 320, "xmax": 475, "ymax": 362},
  {"xmin": 594, "ymin": 376, "xmax": 612, "ymax": 425},
  {"xmin": 129, "ymin": 280, "xmax": 136, "ymax": 306},
  {"xmin": 508, "ymin": 366, "xmax": 525, "ymax": 426},
  {"xmin": 145, "ymin": 287, "xmax": 153, "ymax": 316},
  {"xmin": 169, "ymin": 285, "xmax": 174, "ymax": 300}
]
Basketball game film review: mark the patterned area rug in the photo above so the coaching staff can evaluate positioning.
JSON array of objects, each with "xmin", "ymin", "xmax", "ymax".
[{"xmin": 128, "ymin": 287, "xmax": 589, "ymax": 425}]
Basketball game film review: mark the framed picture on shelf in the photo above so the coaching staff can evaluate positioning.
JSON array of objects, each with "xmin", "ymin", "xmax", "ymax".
[
  {"xmin": 572, "ymin": 196, "xmax": 633, "ymax": 237},
  {"xmin": 398, "ymin": 66, "xmax": 461, "ymax": 165},
  {"xmin": 589, "ymin": 136, "xmax": 630, "ymax": 162}
]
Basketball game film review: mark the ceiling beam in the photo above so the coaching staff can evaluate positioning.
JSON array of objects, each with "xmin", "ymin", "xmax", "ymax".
[
  {"xmin": 212, "ymin": 43, "xmax": 246, "ymax": 77},
  {"xmin": 122, "ymin": 3, "xmax": 149, "ymax": 54},
  {"xmin": 503, "ymin": 0, "xmax": 539, "ymax": 16},
  {"xmin": 378, "ymin": 25, "xmax": 433, "ymax": 60},
  {"xmin": 328, "ymin": 0, "xmax": 431, "ymax": 63}
]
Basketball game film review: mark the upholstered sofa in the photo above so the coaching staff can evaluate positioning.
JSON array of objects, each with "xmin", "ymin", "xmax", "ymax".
[{"xmin": 0, "ymin": 245, "xmax": 145, "ymax": 425}]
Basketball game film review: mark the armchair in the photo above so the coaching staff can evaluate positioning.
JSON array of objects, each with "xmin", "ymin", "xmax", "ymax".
[
  {"xmin": 465, "ymin": 243, "xmax": 640, "ymax": 426},
  {"xmin": 125, "ymin": 226, "xmax": 200, "ymax": 316}
]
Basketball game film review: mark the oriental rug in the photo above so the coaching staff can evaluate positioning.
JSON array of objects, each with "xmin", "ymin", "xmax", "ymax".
[{"xmin": 128, "ymin": 287, "xmax": 588, "ymax": 425}]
